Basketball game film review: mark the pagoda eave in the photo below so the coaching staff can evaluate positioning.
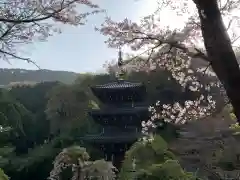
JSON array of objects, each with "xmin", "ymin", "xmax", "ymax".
[
  {"xmin": 90, "ymin": 81, "xmax": 147, "ymax": 104},
  {"xmin": 80, "ymin": 134, "xmax": 142, "ymax": 144},
  {"xmin": 89, "ymin": 106, "xmax": 149, "ymax": 115},
  {"xmin": 91, "ymin": 81, "xmax": 144, "ymax": 89}
]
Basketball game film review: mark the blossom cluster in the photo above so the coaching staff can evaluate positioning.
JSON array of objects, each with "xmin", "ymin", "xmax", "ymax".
[
  {"xmin": 48, "ymin": 147, "xmax": 117, "ymax": 180},
  {"xmin": 142, "ymin": 95, "xmax": 217, "ymax": 133},
  {"xmin": 48, "ymin": 151, "xmax": 72, "ymax": 180}
]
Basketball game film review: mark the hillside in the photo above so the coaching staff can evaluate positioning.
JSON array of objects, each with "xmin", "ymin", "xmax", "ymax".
[{"xmin": 0, "ymin": 68, "xmax": 79, "ymax": 85}]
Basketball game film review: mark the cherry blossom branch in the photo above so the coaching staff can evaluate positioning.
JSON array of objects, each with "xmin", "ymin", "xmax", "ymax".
[
  {"xmin": 0, "ymin": 49, "xmax": 40, "ymax": 69},
  {"xmin": 122, "ymin": 30, "xmax": 210, "ymax": 65},
  {"xmin": 0, "ymin": 0, "xmax": 102, "ymax": 64},
  {"xmin": 202, "ymin": 62, "xmax": 212, "ymax": 76},
  {"xmin": 0, "ymin": 24, "xmax": 15, "ymax": 40},
  {"xmin": 0, "ymin": 0, "xmax": 97, "ymax": 24}
]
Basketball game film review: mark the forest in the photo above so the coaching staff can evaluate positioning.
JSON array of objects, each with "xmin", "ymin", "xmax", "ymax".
[
  {"xmin": 0, "ymin": 69, "xmax": 232, "ymax": 180},
  {"xmin": 0, "ymin": 69, "xmax": 79, "ymax": 85},
  {"xmin": 1, "ymin": 0, "xmax": 240, "ymax": 179}
]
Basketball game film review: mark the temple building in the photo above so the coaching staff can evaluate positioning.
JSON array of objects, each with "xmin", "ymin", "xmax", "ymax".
[{"xmin": 82, "ymin": 49, "xmax": 149, "ymax": 169}]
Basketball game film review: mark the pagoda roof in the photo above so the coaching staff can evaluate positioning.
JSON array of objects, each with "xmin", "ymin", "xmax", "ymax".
[
  {"xmin": 89, "ymin": 106, "xmax": 149, "ymax": 116},
  {"xmin": 80, "ymin": 132, "xmax": 142, "ymax": 143},
  {"xmin": 91, "ymin": 81, "xmax": 144, "ymax": 90}
]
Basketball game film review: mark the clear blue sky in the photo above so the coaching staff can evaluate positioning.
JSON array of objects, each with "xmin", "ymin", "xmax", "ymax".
[{"xmin": 1, "ymin": 1, "xmax": 150, "ymax": 73}]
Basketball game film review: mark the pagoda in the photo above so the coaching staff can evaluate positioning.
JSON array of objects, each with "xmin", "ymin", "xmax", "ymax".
[{"xmin": 82, "ymin": 49, "xmax": 149, "ymax": 169}]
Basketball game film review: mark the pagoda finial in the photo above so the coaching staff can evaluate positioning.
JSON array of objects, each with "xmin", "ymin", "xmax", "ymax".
[
  {"xmin": 116, "ymin": 46, "xmax": 125, "ymax": 81},
  {"xmin": 118, "ymin": 47, "xmax": 123, "ymax": 67}
]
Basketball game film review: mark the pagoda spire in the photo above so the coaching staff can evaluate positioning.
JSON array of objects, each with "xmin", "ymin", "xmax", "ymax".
[
  {"xmin": 116, "ymin": 47, "xmax": 125, "ymax": 80},
  {"xmin": 118, "ymin": 47, "xmax": 123, "ymax": 67}
]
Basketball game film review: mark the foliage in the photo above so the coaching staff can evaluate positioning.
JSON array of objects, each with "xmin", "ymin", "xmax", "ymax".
[
  {"xmin": 10, "ymin": 82, "xmax": 61, "ymax": 144},
  {"xmin": 119, "ymin": 135, "xmax": 199, "ymax": 180},
  {"xmin": 0, "ymin": 76, "xmax": 106, "ymax": 180},
  {"xmin": 0, "ymin": 89, "xmax": 38, "ymax": 154},
  {"xmin": 0, "ymin": 67, "xmax": 228, "ymax": 180},
  {"xmin": 10, "ymin": 81, "xmax": 60, "ymax": 112},
  {"xmin": 45, "ymin": 83, "xmax": 90, "ymax": 134},
  {"xmin": 225, "ymin": 104, "xmax": 237, "ymax": 121},
  {"xmin": 0, "ymin": 168, "xmax": 8, "ymax": 180},
  {"xmin": 74, "ymin": 73, "xmax": 112, "ymax": 107}
]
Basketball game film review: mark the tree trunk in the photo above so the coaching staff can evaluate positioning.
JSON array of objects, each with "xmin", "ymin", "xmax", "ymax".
[{"xmin": 193, "ymin": 0, "xmax": 240, "ymax": 122}]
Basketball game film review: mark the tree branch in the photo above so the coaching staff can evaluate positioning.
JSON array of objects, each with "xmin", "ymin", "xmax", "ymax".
[
  {"xmin": 0, "ymin": 50, "xmax": 40, "ymax": 69},
  {"xmin": 0, "ymin": 24, "xmax": 15, "ymax": 40},
  {"xmin": 123, "ymin": 30, "xmax": 210, "ymax": 65}
]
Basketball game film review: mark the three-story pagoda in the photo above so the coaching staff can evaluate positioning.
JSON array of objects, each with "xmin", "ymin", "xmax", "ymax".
[{"xmin": 83, "ymin": 49, "xmax": 149, "ymax": 169}]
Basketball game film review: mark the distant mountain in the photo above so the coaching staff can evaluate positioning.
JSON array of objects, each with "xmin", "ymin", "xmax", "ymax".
[{"xmin": 0, "ymin": 68, "xmax": 79, "ymax": 85}]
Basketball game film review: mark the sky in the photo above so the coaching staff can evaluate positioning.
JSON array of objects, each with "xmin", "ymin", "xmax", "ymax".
[{"xmin": 0, "ymin": 0, "xmax": 193, "ymax": 73}]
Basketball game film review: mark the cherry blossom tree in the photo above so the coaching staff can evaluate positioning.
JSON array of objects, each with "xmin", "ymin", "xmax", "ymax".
[
  {"xmin": 48, "ymin": 146, "xmax": 116, "ymax": 180},
  {"xmin": 0, "ymin": 0, "xmax": 102, "ymax": 66},
  {"xmin": 96, "ymin": 0, "xmax": 240, "ymax": 129}
]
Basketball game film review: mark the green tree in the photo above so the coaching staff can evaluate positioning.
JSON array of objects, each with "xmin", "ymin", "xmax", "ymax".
[
  {"xmin": 119, "ymin": 135, "xmax": 198, "ymax": 180},
  {"xmin": 74, "ymin": 73, "xmax": 111, "ymax": 106},
  {"xmin": 10, "ymin": 81, "xmax": 60, "ymax": 144},
  {"xmin": 0, "ymin": 89, "xmax": 36, "ymax": 154},
  {"xmin": 46, "ymin": 83, "xmax": 90, "ymax": 134},
  {"xmin": 0, "ymin": 168, "xmax": 8, "ymax": 180}
]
